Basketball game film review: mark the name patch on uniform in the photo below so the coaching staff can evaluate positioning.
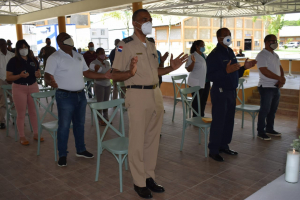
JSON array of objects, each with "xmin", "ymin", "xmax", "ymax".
[
  {"xmin": 136, "ymin": 53, "xmax": 143, "ymax": 55},
  {"xmin": 118, "ymin": 46, "xmax": 123, "ymax": 52}
]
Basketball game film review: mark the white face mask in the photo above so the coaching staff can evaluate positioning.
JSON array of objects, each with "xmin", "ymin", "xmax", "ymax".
[
  {"xmin": 270, "ymin": 43, "xmax": 278, "ymax": 50},
  {"xmin": 19, "ymin": 48, "xmax": 28, "ymax": 56},
  {"xmin": 222, "ymin": 36, "xmax": 232, "ymax": 46},
  {"xmin": 63, "ymin": 38, "xmax": 74, "ymax": 47},
  {"xmin": 135, "ymin": 21, "xmax": 152, "ymax": 35}
]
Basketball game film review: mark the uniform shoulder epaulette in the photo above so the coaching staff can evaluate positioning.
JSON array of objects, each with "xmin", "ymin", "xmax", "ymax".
[
  {"xmin": 147, "ymin": 38, "xmax": 155, "ymax": 43},
  {"xmin": 122, "ymin": 37, "xmax": 133, "ymax": 44}
]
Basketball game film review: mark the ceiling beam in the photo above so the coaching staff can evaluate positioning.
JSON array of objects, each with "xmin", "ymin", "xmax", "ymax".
[
  {"xmin": 0, "ymin": 15, "xmax": 17, "ymax": 24},
  {"xmin": 17, "ymin": 0, "xmax": 137, "ymax": 24}
]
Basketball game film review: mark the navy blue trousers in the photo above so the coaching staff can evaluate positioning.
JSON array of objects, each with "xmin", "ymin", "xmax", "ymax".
[{"xmin": 208, "ymin": 86, "xmax": 236, "ymax": 154}]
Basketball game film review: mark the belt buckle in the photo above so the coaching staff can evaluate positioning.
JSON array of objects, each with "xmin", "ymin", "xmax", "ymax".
[{"xmin": 152, "ymin": 85, "xmax": 156, "ymax": 89}]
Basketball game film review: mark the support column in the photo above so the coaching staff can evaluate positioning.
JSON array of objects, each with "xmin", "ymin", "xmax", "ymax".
[
  {"xmin": 132, "ymin": 2, "xmax": 143, "ymax": 12},
  {"xmin": 58, "ymin": 16, "xmax": 66, "ymax": 33},
  {"xmin": 16, "ymin": 24, "xmax": 23, "ymax": 40},
  {"xmin": 220, "ymin": 17, "xmax": 223, "ymax": 28}
]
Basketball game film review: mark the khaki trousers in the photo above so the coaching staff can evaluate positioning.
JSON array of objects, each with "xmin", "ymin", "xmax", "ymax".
[
  {"xmin": 0, "ymin": 79, "xmax": 11, "ymax": 123},
  {"xmin": 125, "ymin": 87, "xmax": 164, "ymax": 187}
]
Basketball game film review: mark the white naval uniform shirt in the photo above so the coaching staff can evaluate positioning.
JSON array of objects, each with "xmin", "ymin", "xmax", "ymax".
[
  {"xmin": 185, "ymin": 52, "xmax": 207, "ymax": 88},
  {"xmin": 0, "ymin": 50, "xmax": 15, "ymax": 81}
]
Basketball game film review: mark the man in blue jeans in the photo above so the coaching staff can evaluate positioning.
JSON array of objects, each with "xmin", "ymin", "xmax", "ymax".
[
  {"xmin": 45, "ymin": 32, "xmax": 111, "ymax": 166},
  {"xmin": 256, "ymin": 34, "xmax": 285, "ymax": 140}
]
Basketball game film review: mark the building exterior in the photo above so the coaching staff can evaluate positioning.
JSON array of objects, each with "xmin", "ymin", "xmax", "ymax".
[
  {"xmin": 279, "ymin": 26, "xmax": 300, "ymax": 45},
  {"xmin": 154, "ymin": 16, "xmax": 265, "ymax": 55}
]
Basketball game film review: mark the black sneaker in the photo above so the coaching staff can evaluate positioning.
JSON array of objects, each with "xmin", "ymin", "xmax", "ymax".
[
  {"xmin": 0, "ymin": 123, "xmax": 6, "ymax": 129},
  {"xmin": 267, "ymin": 130, "xmax": 282, "ymax": 137},
  {"xmin": 76, "ymin": 150, "xmax": 94, "ymax": 158},
  {"xmin": 58, "ymin": 156, "xmax": 67, "ymax": 167},
  {"xmin": 257, "ymin": 133, "xmax": 271, "ymax": 140}
]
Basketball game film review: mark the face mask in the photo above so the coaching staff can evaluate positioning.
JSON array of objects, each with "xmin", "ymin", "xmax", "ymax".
[
  {"xmin": 200, "ymin": 47, "xmax": 206, "ymax": 53},
  {"xmin": 63, "ymin": 38, "xmax": 74, "ymax": 47},
  {"xmin": 99, "ymin": 55, "xmax": 106, "ymax": 60},
  {"xmin": 19, "ymin": 48, "xmax": 28, "ymax": 56},
  {"xmin": 89, "ymin": 47, "xmax": 94, "ymax": 51},
  {"xmin": 136, "ymin": 21, "xmax": 152, "ymax": 35},
  {"xmin": 270, "ymin": 43, "xmax": 278, "ymax": 50},
  {"xmin": 222, "ymin": 36, "xmax": 232, "ymax": 46},
  {"xmin": 47, "ymin": 42, "xmax": 51, "ymax": 46}
]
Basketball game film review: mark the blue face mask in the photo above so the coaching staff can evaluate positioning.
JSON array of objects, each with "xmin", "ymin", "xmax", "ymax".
[
  {"xmin": 200, "ymin": 47, "xmax": 206, "ymax": 53},
  {"xmin": 89, "ymin": 47, "xmax": 94, "ymax": 51}
]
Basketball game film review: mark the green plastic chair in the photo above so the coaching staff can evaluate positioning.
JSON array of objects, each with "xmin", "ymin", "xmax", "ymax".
[
  {"xmin": 90, "ymin": 98, "xmax": 128, "ymax": 193},
  {"xmin": 84, "ymin": 77, "xmax": 97, "ymax": 125},
  {"xmin": 179, "ymin": 86, "xmax": 211, "ymax": 157},
  {"xmin": 235, "ymin": 78, "xmax": 260, "ymax": 138},
  {"xmin": 171, "ymin": 75, "xmax": 192, "ymax": 121},
  {"xmin": 116, "ymin": 82, "xmax": 127, "ymax": 110},
  {"xmin": 31, "ymin": 90, "xmax": 72, "ymax": 161},
  {"xmin": 1, "ymin": 85, "xmax": 33, "ymax": 141}
]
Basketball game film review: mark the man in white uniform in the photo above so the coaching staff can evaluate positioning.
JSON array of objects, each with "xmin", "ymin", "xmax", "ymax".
[
  {"xmin": 45, "ymin": 32, "xmax": 111, "ymax": 167},
  {"xmin": 256, "ymin": 34, "xmax": 285, "ymax": 140},
  {"xmin": 0, "ymin": 39, "xmax": 15, "ymax": 129}
]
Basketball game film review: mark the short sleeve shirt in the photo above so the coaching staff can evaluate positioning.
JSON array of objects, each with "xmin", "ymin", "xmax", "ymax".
[
  {"xmin": 256, "ymin": 49, "xmax": 281, "ymax": 88},
  {"xmin": 185, "ymin": 52, "xmax": 207, "ymax": 88},
  {"xmin": 45, "ymin": 49, "xmax": 89, "ymax": 91},
  {"xmin": 90, "ymin": 59, "xmax": 111, "ymax": 86},
  {"xmin": 0, "ymin": 50, "xmax": 15, "ymax": 81},
  {"xmin": 6, "ymin": 56, "xmax": 40, "ymax": 84},
  {"xmin": 112, "ymin": 34, "xmax": 159, "ymax": 86}
]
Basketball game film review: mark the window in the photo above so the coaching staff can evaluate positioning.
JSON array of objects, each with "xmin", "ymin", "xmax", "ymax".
[
  {"xmin": 254, "ymin": 31, "xmax": 261, "ymax": 39},
  {"xmin": 199, "ymin": 29, "xmax": 210, "ymax": 39},
  {"xmin": 236, "ymin": 30, "xmax": 243, "ymax": 39},
  {"xmin": 184, "ymin": 17, "xmax": 197, "ymax": 26},
  {"xmin": 170, "ymin": 29, "xmax": 181, "ymax": 40},
  {"xmin": 199, "ymin": 18, "xmax": 210, "ymax": 26},
  {"xmin": 184, "ymin": 29, "xmax": 197, "ymax": 39},
  {"xmin": 157, "ymin": 29, "xmax": 167, "ymax": 40},
  {"xmin": 237, "ymin": 41, "xmax": 241, "ymax": 47},
  {"xmin": 100, "ymin": 29, "xmax": 105, "ymax": 35},
  {"xmin": 226, "ymin": 18, "xmax": 235, "ymax": 28},
  {"xmin": 213, "ymin": 18, "xmax": 220, "ymax": 27},
  {"xmin": 254, "ymin": 20, "xmax": 262, "ymax": 29},
  {"xmin": 245, "ymin": 19, "xmax": 253, "ymax": 29},
  {"xmin": 255, "ymin": 41, "xmax": 260, "ymax": 46},
  {"xmin": 236, "ymin": 18, "xmax": 243, "ymax": 28}
]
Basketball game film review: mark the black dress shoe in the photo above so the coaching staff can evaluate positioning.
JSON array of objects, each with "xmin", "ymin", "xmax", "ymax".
[
  {"xmin": 134, "ymin": 184, "xmax": 153, "ymax": 199},
  {"xmin": 0, "ymin": 123, "xmax": 6, "ymax": 129},
  {"xmin": 209, "ymin": 154, "xmax": 224, "ymax": 162},
  {"xmin": 146, "ymin": 178, "xmax": 165, "ymax": 193},
  {"xmin": 220, "ymin": 149, "xmax": 238, "ymax": 155}
]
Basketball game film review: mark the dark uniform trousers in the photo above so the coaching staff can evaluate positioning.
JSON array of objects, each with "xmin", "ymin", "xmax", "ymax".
[{"xmin": 208, "ymin": 85, "xmax": 236, "ymax": 154}]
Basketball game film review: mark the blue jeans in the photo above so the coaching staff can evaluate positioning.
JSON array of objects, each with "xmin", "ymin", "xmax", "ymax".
[
  {"xmin": 56, "ymin": 90, "xmax": 87, "ymax": 157},
  {"xmin": 257, "ymin": 86, "xmax": 280, "ymax": 135}
]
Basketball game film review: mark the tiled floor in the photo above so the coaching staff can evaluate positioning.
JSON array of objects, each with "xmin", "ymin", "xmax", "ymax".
[{"xmin": 0, "ymin": 97, "xmax": 299, "ymax": 200}]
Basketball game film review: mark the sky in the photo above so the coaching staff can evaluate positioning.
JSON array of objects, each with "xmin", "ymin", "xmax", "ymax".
[{"xmin": 284, "ymin": 13, "xmax": 300, "ymax": 21}]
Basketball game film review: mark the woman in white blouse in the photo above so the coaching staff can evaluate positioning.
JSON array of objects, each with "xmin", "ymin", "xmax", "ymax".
[{"xmin": 185, "ymin": 40, "xmax": 210, "ymax": 117}]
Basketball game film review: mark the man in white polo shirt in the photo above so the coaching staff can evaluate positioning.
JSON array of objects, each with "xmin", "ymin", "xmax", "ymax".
[
  {"xmin": 45, "ymin": 32, "xmax": 111, "ymax": 167},
  {"xmin": 256, "ymin": 34, "xmax": 285, "ymax": 141},
  {"xmin": 0, "ymin": 39, "xmax": 15, "ymax": 129}
]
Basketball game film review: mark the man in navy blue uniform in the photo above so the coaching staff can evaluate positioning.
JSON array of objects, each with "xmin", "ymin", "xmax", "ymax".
[{"xmin": 206, "ymin": 28, "xmax": 257, "ymax": 162}]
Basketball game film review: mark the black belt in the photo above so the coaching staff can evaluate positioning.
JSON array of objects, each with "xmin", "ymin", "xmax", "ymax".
[
  {"xmin": 126, "ymin": 84, "xmax": 158, "ymax": 89},
  {"xmin": 16, "ymin": 82, "xmax": 35, "ymax": 86},
  {"xmin": 58, "ymin": 89, "xmax": 84, "ymax": 93}
]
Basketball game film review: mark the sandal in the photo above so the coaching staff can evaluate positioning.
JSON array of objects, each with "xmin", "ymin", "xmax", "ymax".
[
  {"xmin": 33, "ymin": 137, "xmax": 44, "ymax": 142},
  {"xmin": 20, "ymin": 140, "xmax": 29, "ymax": 145}
]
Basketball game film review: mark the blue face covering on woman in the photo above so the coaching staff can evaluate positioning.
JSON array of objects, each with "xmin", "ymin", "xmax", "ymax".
[{"xmin": 200, "ymin": 47, "xmax": 206, "ymax": 53}]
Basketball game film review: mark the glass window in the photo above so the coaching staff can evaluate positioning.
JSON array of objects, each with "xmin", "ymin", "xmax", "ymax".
[
  {"xmin": 184, "ymin": 17, "xmax": 197, "ymax": 26},
  {"xmin": 199, "ymin": 29, "xmax": 210, "ymax": 39},
  {"xmin": 296, "ymin": 38, "xmax": 300, "ymax": 40},
  {"xmin": 213, "ymin": 18, "xmax": 220, "ymax": 27},
  {"xmin": 199, "ymin": 18, "xmax": 211, "ymax": 27},
  {"xmin": 254, "ymin": 31, "xmax": 261, "ymax": 39},
  {"xmin": 245, "ymin": 19, "xmax": 253, "ymax": 29},
  {"xmin": 236, "ymin": 30, "xmax": 243, "ymax": 39},
  {"xmin": 254, "ymin": 20, "xmax": 262, "ymax": 29},
  {"xmin": 170, "ymin": 29, "xmax": 181, "ymax": 40},
  {"xmin": 226, "ymin": 18, "xmax": 235, "ymax": 28},
  {"xmin": 245, "ymin": 30, "xmax": 253, "ymax": 37},
  {"xmin": 184, "ymin": 28, "xmax": 197, "ymax": 39},
  {"xmin": 255, "ymin": 41, "xmax": 260, "ymax": 46},
  {"xmin": 157, "ymin": 29, "xmax": 167, "ymax": 40},
  {"xmin": 212, "ymin": 29, "xmax": 218, "ymax": 36},
  {"xmin": 236, "ymin": 18, "xmax": 243, "ymax": 28},
  {"xmin": 237, "ymin": 41, "xmax": 241, "ymax": 47}
]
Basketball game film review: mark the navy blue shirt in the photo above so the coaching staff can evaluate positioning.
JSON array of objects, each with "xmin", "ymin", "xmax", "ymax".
[
  {"xmin": 6, "ymin": 56, "xmax": 39, "ymax": 85},
  {"xmin": 206, "ymin": 43, "xmax": 245, "ymax": 90}
]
